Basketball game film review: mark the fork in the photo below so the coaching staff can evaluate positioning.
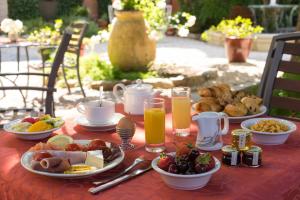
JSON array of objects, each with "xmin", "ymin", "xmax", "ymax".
[{"xmin": 93, "ymin": 156, "xmax": 145, "ymax": 185}]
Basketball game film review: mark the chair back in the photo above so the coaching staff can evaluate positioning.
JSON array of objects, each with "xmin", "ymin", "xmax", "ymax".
[
  {"xmin": 0, "ymin": 30, "xmax": 72, "ymax": 117},
  {"xmin": 45, "ymin": 29, "xmax": 73, "ymax": 115},
  {"xmin": 66, "ymin": 21, "xmax": 88, "ymax": 55},
  {"xmin": 258, "ymin": 32, "xmax": 300, "ymax": 119}
]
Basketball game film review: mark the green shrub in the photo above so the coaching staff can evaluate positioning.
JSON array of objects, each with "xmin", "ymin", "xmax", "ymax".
[
  {"xmin": 79, "ymin": 53, "xmax": 114, "ymax": 81},
  {"xmin": 23, "ymin": 18, "xmax": 52, "ymax": 34},
  {"xmin": 24, "ymin": 16, "xmax": 99, "ymax": 38},
  {"xmin": 8, "ymin": 0, "xmax": 82, "ymax": 20},
  {"xmin": 59, "ymin": 15, "xmax": 99, "ymax": 37},
  {"xmin": 178, "ymin": 0, "xmax": 262, "ymax": 33},
  {"xmin": 8, "ymin": 0, "xmax": 40, "ymax": 20},
  {"xmin": 57, "ymin": 0, "xmax": 82, "ymax": 16},
  {"xmin": 98, "ymin": 0, "xmax": 110, "ymax": 19},
  {"xmin": 214, "ymin": 16, "xmax": 263, "ymax": 38},
  {"xmin": 113, "ymin": 69, "xmax": 158, "ymax": 80},
  {"xmin": 64, "ymin": 53, "xmax": 158, "ymax": 81}
]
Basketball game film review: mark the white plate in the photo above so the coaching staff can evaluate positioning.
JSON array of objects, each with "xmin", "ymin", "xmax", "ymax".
[
  {"xmin": 76, "ymin": 113, "xmax": 124, "ymax": 128},
  {"xmin": 192, "ymin": 104, "xmax": 267, "ymax": 123},
  {"xmin": 3, "ymin": 119, "xmax": 64, "ymax": 140},
  {"xmin": 152, "ymin": 152, "xmax": 221, "ymax": 190},
  {"xmin": 241, "ymin": 117, "xmax": 297, "ymax": 145},
  {"xmin": 21, "ymin": 140, "xmax": 125, "ymax": 179}
]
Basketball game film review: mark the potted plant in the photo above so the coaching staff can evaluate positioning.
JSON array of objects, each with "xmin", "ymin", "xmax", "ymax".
[
  {"xmin": 215, "ymin": 16, "xmax": 263, "ymax": 63},
  {"xmin": 0, "ymin": 18, "xmax": 23, "ymax": 42},
  {"xmin": 108, "ymin": 0, "xmax": 195, "ymax": 71}
]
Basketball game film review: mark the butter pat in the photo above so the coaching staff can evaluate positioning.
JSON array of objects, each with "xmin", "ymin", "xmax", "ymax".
[{"xmin": 85, "ymin": 150, "xmax": 104, "ymax": 169}]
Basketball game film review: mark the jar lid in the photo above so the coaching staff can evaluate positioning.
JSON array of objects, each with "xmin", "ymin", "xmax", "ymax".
[
  {"xmin": 245, "ymin": 145, "xmax": 262, "ymax": 153},
  {"xmin": 222, "ymin": 145, "xmax": 238, "ymax": 153},
  {"xmin": 126, "ymin": 79, "xmax": 153, "ymax": 93},
  {"xmin": 231, "ymin": 129, "xmax": 251, "ymax": 136}
]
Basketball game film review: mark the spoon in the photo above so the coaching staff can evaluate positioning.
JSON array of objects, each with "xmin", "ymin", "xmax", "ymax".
[
  {"xmin": 93, "ymin": 156, "xmax": 145, "ymax": 185},
  {"xmin": 99, "ymin": 86, "xmax": 103, "ymax": 107}
]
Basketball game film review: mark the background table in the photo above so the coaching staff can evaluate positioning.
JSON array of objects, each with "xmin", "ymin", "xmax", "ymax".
[
  {"xmin": 0, "ymin": 103, "xmax": 300, "ymax": 200},
  {"xmin": 0, "ymin": 37, "xmax": 41, "ymax": 72}
]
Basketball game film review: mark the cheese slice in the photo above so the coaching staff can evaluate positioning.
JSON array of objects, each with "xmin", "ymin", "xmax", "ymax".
[{"xmin": 85, "ymin": 150, "xmax": 104, "ymax": 169}]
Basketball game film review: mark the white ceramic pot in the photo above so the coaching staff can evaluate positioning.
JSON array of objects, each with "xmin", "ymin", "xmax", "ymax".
[{"xmin": 113, "ymin": 80, "xmax": 156, "ymax": 115}]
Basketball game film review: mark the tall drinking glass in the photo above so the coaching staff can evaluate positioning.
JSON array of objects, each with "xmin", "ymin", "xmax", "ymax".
[
  {"xmin": 144, "ymin": 98, "xmax": 166, "ymax": 153},
  {"xmin": 172, "ymin": 87, "xmax": 191, "ymax": 136}
]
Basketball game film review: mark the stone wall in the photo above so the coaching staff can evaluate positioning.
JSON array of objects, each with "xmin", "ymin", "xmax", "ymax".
[
  {"xmin": 206, "ymin": 30, "xmax": 276, "ymax": 52},
  {"xmin": 0, "ymin": 0, "xmax": 8, "ymax": 21}
]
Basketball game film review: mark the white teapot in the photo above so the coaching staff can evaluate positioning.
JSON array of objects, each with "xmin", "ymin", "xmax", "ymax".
[{"xmin": 113, "ymin": 80, "xmax": 156, "ymax": 115}]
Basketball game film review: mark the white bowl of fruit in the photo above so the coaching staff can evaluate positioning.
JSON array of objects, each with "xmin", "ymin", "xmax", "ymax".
[
  {"xmin": 4, "ymin": 115, "xmax": 64, "ymax": 140},
  {"xmin": 151, "ymin": 145, "xmax": 221, "ymax": 190}
]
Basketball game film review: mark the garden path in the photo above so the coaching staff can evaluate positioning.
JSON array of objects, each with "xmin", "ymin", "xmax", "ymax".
[{"xmin": 0, "ymin": 36, "xmax": 268, "ymax": 118}]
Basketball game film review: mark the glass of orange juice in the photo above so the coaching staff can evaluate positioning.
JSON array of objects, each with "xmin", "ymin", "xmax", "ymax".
[
  {"xmin": 144, "ymin": 98, "xmax": 166, "ymax": 153},
  {"xmin": 172, "ymin": 87, "xmax": 191, "ymax": 136}
]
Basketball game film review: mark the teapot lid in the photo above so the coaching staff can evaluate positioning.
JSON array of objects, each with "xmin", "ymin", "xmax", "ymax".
[{"xmin": 126, "ymin": 79, "xmax": 153, "ymax": 93}]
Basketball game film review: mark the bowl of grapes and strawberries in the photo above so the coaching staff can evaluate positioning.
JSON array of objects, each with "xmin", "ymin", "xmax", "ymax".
[{"xmin": 151, "ymin": 143, "xmax": 221, "ymax": 190}]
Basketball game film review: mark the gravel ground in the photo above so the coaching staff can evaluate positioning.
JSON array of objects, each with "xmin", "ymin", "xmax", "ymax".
[{"xmin": 0, "ymin": 36, "xmax": 268, "ymax": 118}]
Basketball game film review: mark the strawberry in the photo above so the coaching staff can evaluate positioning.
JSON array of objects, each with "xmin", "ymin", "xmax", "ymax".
[
  {"xmin": 175, "ymin": 143, "xmax": 193, "ymax": 157},
  {"xmin": 194, "ymin": 153, "xmax": 215, "ymax": 173},
  {"xmin": 157, "ymin": 153, "xmax": 174, "ymax": 171},
  {"xmin": 22, "ymin": 117, "xmax": 38, "ymax": 124}
]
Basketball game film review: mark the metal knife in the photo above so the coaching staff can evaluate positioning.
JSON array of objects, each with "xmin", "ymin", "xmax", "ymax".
[
  {"xmin": 89, "ymin": 165, "xmax": 152, "ymax": 194},
  {"xmin": 93, "ymin": 157, "xmax": 145, "ymax": 185}
]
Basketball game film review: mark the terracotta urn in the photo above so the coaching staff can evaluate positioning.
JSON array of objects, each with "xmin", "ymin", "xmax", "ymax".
[{"xmin": 108, "ymin": 11, "xmax": 156, "ymax": 71}]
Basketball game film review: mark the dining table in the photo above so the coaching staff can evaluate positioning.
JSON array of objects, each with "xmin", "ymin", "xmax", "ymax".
[{"xmin": 0, "ymin": 100, "xmax": 300, "ymax": 200}]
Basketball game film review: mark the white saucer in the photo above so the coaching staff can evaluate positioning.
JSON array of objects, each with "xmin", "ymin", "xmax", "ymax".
[{"xmin": 75, "ymin": 113, "xmax": 125, "ymax": 128}]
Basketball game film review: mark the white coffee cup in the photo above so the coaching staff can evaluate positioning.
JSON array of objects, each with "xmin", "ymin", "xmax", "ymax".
[{"xmin": 77, "ymin": 100, "xmax": 115, "ymax": 124}]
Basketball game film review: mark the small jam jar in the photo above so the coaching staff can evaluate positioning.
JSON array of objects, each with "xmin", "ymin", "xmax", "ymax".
[
  {"xmin": 231, "ymin": 129, "xmax": 252, "ymax": 151},
  {"xmin": 221, "ymin": 145, "xmax": 240, "ymax": 166},
  {"xmin": 242, "ymin": 146, "xmax": 262, "ymax": 167}
]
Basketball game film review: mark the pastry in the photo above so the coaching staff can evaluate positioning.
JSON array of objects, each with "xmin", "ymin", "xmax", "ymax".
[
  {"xmin": 224, "ymin": 103, "xmax": 248, "ymax": 117},
  {"xmin": 241, "ymin": 97, "xmax": 262, "ymax": 114},
  {"xmin": 198, "ymin": 88, "xmax": 213, "ymax": 97},
  {"xmin": 232, "ymin": 91, "xmax": 247, "ymax": 103},
  {"xmin": 210, "ymin": 86, "xmax": 223, "ymax": 98},
  {"xmin": 196, "ymin": 84, "xmax": 262, "ymax": 117},
  {"xmin": 195, "ymin": 102, "xmax": 214, "ymax": 112}
]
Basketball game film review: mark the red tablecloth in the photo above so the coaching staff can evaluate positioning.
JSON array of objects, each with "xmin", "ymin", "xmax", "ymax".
[{"xmin": 1, "ymin": 103, "xmax": 300, "ymax": 200}]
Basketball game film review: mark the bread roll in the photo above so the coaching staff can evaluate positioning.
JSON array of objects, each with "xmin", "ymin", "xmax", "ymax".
[{"xmin": 224, "ymin": 103, "xmax": 248, "ymax": 117}]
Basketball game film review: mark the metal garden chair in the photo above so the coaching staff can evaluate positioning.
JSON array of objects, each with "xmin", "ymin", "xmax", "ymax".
[{"xmin": 0, "ymin": 29, "xmax": 72, "ymax": 125}]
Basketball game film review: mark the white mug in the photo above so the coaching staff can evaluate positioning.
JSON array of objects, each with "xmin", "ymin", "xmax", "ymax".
[
  {"xmin": 77, "ymin": 100, "xmax": 115, "ymax": 124},
  {"xmin": 192, "ymin": 112, "xmax": 229, "ymax": 150}
]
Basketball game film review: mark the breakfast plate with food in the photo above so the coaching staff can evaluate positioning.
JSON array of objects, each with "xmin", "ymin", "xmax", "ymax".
[
  {"xmin": 193, "ymin": 84, "xmax": 267, "ymax": 123},
  {"xmin": 21, "ymin": 135, "xmax": 124, "ymax": 179},
  {"xmin": 4, "ymin": 115, "xmax": 64, "ymax": 140},
  {"xmin": 241, "ymin": 118, "xmax": 297, "ymax": 145}
]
